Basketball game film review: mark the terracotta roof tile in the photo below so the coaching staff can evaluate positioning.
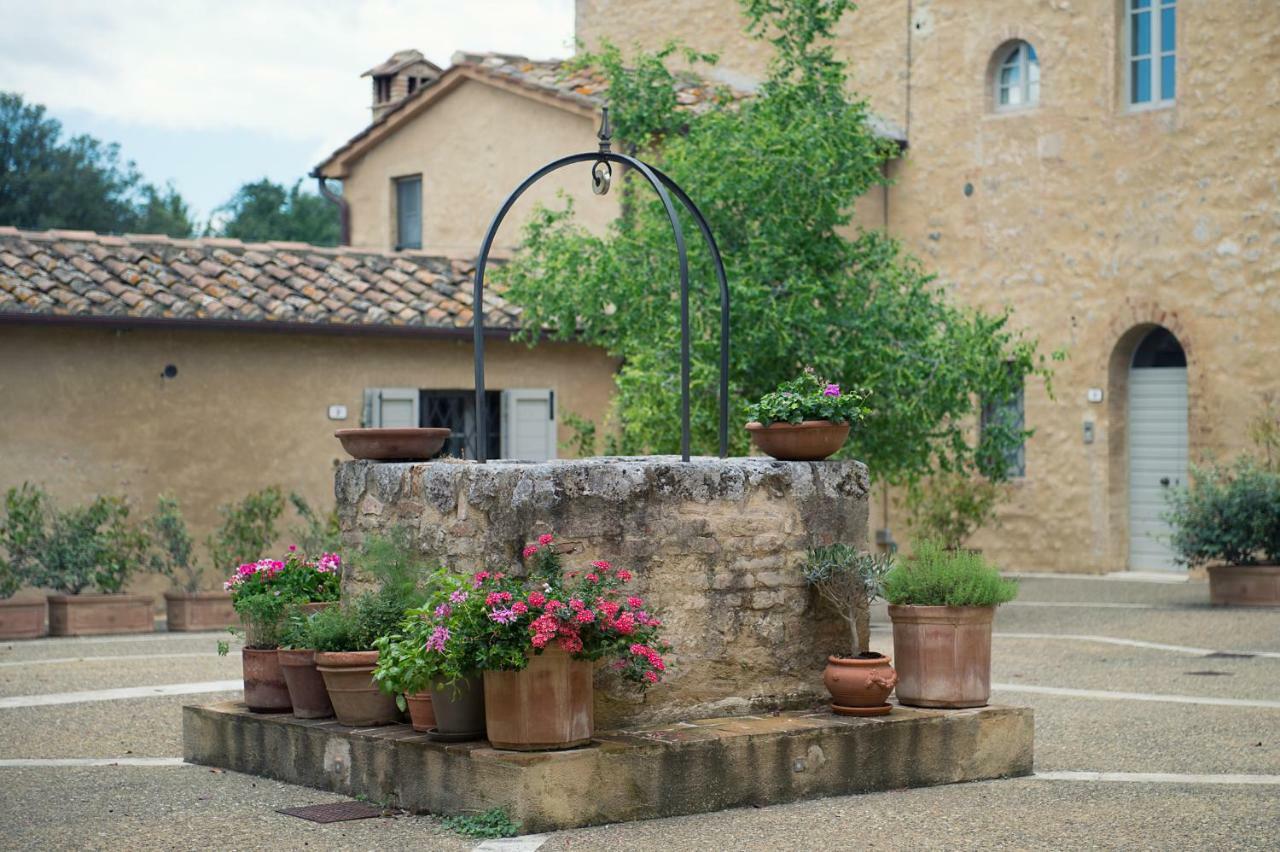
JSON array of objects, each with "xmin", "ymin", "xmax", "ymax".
[{"xmin": 0, "ymin": 229, "xmax": 520, "ymax": 332}]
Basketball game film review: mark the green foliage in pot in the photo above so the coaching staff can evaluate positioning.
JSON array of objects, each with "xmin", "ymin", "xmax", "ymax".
[
  {"xmin": 0, "ymin": 483, "xmax": 46, "ymax": 599},
  {"xmin": 746, "ymin": 370, "xmax": 870, "ymax": 427},
  {"xmin": 146, "ymin": 494, "xmax": 202, "ymax": 593},
  {"xmin": 206, "ymin": 486, "xmax": 285, "ymax": 575},
  {"xmin": 802, "ymin": 544, "xmax": 893, "ymax": 657},
  {"xmin": 1166, "ymin": 458, "xmax": 1280, "ymax": 567},
  {"xmin": 883, "ymin": 540, "xmax": 1018, "ymax": 608},
  {"xmin": 901, "ymin": 471, "xmax": 1007, "ymax": 552}
]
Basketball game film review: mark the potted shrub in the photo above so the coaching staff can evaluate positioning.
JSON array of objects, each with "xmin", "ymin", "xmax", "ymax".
[
  {"xmin": 22, "ymin": 490, "xmax": 154, "ymax": 637},
  {"xmin": 745, "ymin": 370, "xmax": 870, "ymax": 461},
  {"xmin": 276, "ymin": 611, "xmax": 334, "ymax": 720},
  {"xmin": 883, "ymin": 541, "xmax": 1018, "ymax": 708},
  {"xmin": 473, "ymin": 533, "xmax": 669, "ymax": 751},
  {"xmin": 148, "ymin": 495, "xmax": 236, "ymax": 632},
  {"xmin": 206, "ymin": 486, "xmax": 286, "ymax": 582},
  {"xmin": 802, "ymin": 544, "xmax": 897, "ymax": 716},
  {"xmin": 1167, "ymin": 458, "xmax": 1280, "ymax": 606},
  {"xmin": 0, "ymin": 484, "xmax": 48, "ymax": 639}
]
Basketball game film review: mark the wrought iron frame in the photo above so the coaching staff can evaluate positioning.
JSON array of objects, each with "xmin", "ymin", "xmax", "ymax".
[{"xmin": 471, "ymin": 108, "xmax": 729, "ymax": 463}]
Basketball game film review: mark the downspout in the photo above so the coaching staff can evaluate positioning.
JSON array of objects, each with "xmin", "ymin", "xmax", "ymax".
[{"xmin": 314, "ymin": 174, "xmax": 350, "ymax": 246}]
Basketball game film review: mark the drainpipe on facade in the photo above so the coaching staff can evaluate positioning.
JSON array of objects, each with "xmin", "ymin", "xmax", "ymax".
[{"xmin": 314, "ymin": 175, "xmax": 350, "ymax": 246}]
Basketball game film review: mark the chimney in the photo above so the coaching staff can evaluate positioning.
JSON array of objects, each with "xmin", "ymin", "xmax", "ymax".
[{"xmin": 362, "ymin": 49, "xmax": 443, "ymax": 122}]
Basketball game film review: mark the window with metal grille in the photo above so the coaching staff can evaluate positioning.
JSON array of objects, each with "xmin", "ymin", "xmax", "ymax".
[{"xmin": 981, "ymin": 383, "xmax": 1026, "ymax": 478}]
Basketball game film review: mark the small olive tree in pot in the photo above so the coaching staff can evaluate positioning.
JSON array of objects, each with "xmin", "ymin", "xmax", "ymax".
[
  {"xmin": 802, "ymin": 544, "xmax": 897, "ymax": 716},
  {"xmin": 150, "ymin": 495, "xmax": 237, "ymax": 631},
  {"xmin": 0, "ymin": 484, "xmax": 49, "ymax": 639}
]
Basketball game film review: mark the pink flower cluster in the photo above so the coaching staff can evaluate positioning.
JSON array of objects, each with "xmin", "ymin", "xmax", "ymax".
[
  {"xmin": 223, "ymin": 559, "xmax": 284, "ymax": 590},
  {"xmin": 425, "ymin": 625, "xmax": 450, "ymax": 652},
  {"xmin": 316, "ymin": 553, "xmax": 341, "ymax": 573}
]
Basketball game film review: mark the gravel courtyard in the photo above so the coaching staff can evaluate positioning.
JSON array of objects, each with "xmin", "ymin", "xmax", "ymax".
[{"xmin": 1, "ymin": 574, "xmax": 1276, "ymax": 851}]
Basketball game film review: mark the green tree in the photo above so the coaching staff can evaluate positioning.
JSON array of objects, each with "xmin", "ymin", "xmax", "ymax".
[
  {"xmin": 0, "ymin": 92, "xmax": 194, "ymax": 237},
  {"xmin": 496, "ymin": 0, "xmax": 1058, "ymax": 485},
  {"xmin": 213, "ymin": 178, "xmax": 339, "ymax": 246}
]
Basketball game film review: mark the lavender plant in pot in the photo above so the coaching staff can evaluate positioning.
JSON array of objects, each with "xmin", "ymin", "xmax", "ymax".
[
  {"xmin": 802, "ymin": 544, "xmax": 897, "ymax": 716},
  {"xmin": 745, "ymin": 370, "xmax": 870, "ymax": 461}
]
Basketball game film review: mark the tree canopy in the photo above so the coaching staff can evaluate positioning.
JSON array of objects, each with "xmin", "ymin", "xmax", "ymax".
[
  {"xmin": 211, "ymin": 179, "xmax": 339, "ymax": 246},
  {"xmin": 496, "ymin": 0, "xmax": 1058, "ymax": 485},
  {"xmin": 0, "ymin": 92, "xmax": 194, "ymax": 237}
]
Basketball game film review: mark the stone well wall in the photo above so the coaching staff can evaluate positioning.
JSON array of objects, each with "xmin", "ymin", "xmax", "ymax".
[{"xmin": 336, "ymin": 456, "xmax": 869, "ymax": 727}]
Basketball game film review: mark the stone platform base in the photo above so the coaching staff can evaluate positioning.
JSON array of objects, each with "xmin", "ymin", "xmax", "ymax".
[{"xmin": 183, "ymin": 701, "xmax": 1033, "ymax": 833}]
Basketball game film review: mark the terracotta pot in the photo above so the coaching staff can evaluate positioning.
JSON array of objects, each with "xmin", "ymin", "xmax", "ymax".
[
  {"xmin": 1207, "ymin": 564, "xmax": 1280, "ymax": 607},
  {"xmin": 745, "ymin": 420, "xmax": 851, "ymax": 461},
  {"xmin": 888, "ymin": 605, "xmax": 994, "ymax": 708},
  {"xmin": 164, "ymin": 591, "xmax": 236, "ymax": 631},
  {"xmin": 315, "ymin": 650, "xmax": 400, "ymax": 726},
  {"xmin": 242, "ymin": 648, "xmax": 292, "ymax": 712},
  {"xmin": 429, "ymin": 673, "xmax": 486, "ymax": 740},
  {"xmin": 277, "ymin": 649, "xmax": 334, "ymax": 719},
  {"xmin": 334, "ymin": 427, "xmax": 451, "ymax": 461},
  {"xmin": 404, "ymin": 691, "xmax": 437, "ymax": 732},
  {"xmin": 0, "ymin": 598, "xmax": 47, "ymax": 640},
  {"xmin": 823, "ymin": 653, "xmax": 898, "ymax": 716},
  {"xmin": 299, "ymin": 600, "xmax": 339, "ymax": 616},
  {"xmin": 483, "ymin": 646, "xmax": 593, "ymax": 750},
  {"xmin": 47, "ymin": 594, "xmax": 153, "ymax": 636}
]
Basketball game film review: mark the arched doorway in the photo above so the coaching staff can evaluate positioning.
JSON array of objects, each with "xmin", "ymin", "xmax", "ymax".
[{"xmin": 1127, "ymin": 327, "xmax": 1188, "ymax": 571}]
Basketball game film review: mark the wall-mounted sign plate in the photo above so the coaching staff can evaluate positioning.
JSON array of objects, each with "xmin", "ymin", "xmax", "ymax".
[
  {"xmin": 328, "ymin": 404, "xmax": 349, "ymax": 421},
  {"xmin": 1086, "ymin": 388, "xmax": 1104, "ymax": 403}
]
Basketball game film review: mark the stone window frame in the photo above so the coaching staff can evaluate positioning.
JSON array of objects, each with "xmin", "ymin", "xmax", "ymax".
[
  {"xmin": 992, "ymin": 40, "xmax": 1041, "ymax": 113},
  {"xmin": 1123, "ymin": 0, "xmax": 1177, "ymax": 111}
]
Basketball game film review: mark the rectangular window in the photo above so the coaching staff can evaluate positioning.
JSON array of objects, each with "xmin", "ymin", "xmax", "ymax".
[
  {"xmin": 394, "ymin": 175, "xmax": 422, "ymax": 250},
  {"xmin": 981, "ymin": 383, "xmax": 1026, "ymax": 478},
  {"xmin": 1128, "ymin": 0, "xmax": 1175, "ymax": 107},
  {"xmin": 363, "ymin": 388, "xmax": 556, "ymax": 461}
]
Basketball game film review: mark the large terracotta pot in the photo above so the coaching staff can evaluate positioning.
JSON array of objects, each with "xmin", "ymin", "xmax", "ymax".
[
  {"xmin": 315, "ymin": 650, "xmax": 400, "ymax": 726},
  {"xmin": 483, "ymin": 646, "xmax": 593, "ymax": 751},
  {"xmin": 242, "ymin": 648, "xmax": 292, "ymax": 712},
  {"xmin": 0, "ymin": 598, "xmax": 47, "ymax": 640},
  {"xmin": 277, "ymin": 649, "xmax": 334, "ymax": 719},
  {"xmin": 822, "ymin": 653, "xmax": 897, "ymax": 716},
  {"xmin": 429, "ymin": 673, "xmax": 486, "ymax": 741},
  {"xmin": 745, "ymin": 420, "xmax": 851, "ymax": 461},
  {"xmin": 164, "ymin": 591, "xmax": 236, "ymax": 631},
  {"xmin": 888, "ymin": 605, "xmax": 994, "ymax": 708},
  {"xmin": 47, "ymin": 594, "xmax": 153, "ymax": 636},
  {"xmin": 1207, "ymin": 564, "xmax": 1280, "ymax": 607},
  {"xmin": 404, "ymin": 692, "xmax": 436, "ymax": 732}
]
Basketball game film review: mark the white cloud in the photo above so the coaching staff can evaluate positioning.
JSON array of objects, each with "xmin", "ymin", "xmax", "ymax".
[{"xmin": 0, "ymin": 0, "xmax": 576, "ymax": 153}]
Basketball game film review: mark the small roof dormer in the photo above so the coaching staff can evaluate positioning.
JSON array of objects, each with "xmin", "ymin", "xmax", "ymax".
[{"xmin": 362, "ymin": 49, "xmax": 443, "ymax": 122}]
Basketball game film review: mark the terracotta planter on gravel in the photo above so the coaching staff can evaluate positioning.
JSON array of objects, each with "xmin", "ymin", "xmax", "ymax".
[
  {"xmin": 1207, "ymin": 564, "xmax": 1280, "ymax": 607},
  {"xmin": 164, "ymin": 591, "xmax": 236, "ymax": 632},
  {"xmin": 484, "ymin": 646, "xmax": 593, "ymax": 751},
  {"xmin": 277, "ymin": 649, "xmax": 334, "ymax": 719},
  {"xmin": 0, "ymin": 598, "xmax": 47, "ymax": 640},
  {"xmin": 429, "ymin": 673, "xmax": 486, "ymax": 741},
  {"xmin": 888, "ymin": 605, "xmax": 994, "ymax": 709},
  {"xmin": 745, "ymin": 420, "xmax": 851, "ymax": 461},
  {"xmin": 822, "ymin": 653, "xmax": 898, "ymax": 716},
  {"xmin": 404, "ymin": 692, "xmax": 436, "ymax": 732},
  {"xmin": 315, "ymin": 651, "xmax": 400, "ymax": 726},
  {"xmin": 242, "ymin": 648, "xmax": 292, "ymax": 712},
  {"xmin": 47, "ymin": 594, "xmax": 153, "ymax": 636}
]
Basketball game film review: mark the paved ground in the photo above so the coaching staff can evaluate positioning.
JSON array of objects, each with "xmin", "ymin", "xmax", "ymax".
[{"xmin": 1, "ymin": 575, "xmax": 1277, "ymax": 851}]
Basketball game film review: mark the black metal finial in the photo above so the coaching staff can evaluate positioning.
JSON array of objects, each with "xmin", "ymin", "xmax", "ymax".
[{"xmin": 597, "ymin": 106, "xmax": 612, "ymax": 153}]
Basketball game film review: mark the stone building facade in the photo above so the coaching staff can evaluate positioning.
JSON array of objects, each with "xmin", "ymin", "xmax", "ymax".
[{"xmin": 578, "ymin": 0, "xmax": 1280, "ymax": 573}]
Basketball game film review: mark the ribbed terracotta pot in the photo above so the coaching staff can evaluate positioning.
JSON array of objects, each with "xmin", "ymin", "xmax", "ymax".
[
  {"xmin": 277, "ymin": 649, "xmax": 334, "ymax": 719},
  {"xmin": 745, "ymin": 420, "xmax": 851, "ymax": 461},
  {"xmin": 0, "ymin": 598, "xmax": 47, "ymax": 640},
  {"xmin": 483, "ymin": 645, "xmax": 593, "ymax": 751},
  {"xmin": 888, "ymin": 605, "xmax": 994, "ymax": 708},
  {"xmin": 404, "ymin": 691, "xmax": 437, "ymax": 732},
  {"xmin": 164, "ymin": 591, "xmax": 236, "ymax": 631},
  {"xmin": 242, "ymin": 647, "xmax": 292, "ymax": 712},
  {"xmin": 823, "ymin": 653, "xmax": 897, "ymax": 716},
  {"xmin": 1207, "ymin": 564, "xmax": 1280, "ymax": 607},
  {"xmin": 47, "ymin": 594, "xmax": 153, "ymax": 636},
  {"xmin": 429, "ymin": 673, "xmax": 486, "ymax": 740},
  {"xmin": 315, "ymin": 650, "xmax": 400, "ymax": 726}
]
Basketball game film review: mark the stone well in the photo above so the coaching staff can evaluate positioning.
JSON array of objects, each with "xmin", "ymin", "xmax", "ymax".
[{"xmin": 336, "ymin": 456, "xmax": 869, "ymax": 728}]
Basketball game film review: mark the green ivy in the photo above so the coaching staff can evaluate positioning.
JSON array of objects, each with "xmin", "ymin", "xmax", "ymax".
[{"xmin": 442, "ymin": 808, "xmax": 520, "ymax": 840}]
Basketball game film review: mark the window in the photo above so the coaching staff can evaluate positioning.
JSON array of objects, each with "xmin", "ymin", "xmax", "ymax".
[
  {"xmin": 394, "ymin": 175, "xmax": 422, "ymax": 250},
  {"xmin": 407, "ymin": 77, "xmax": 418, "ymax": 95},
  {"xmin": 363, "ymin": 388, "xmax": 556, "ymax": 461},
  {"xmin": 374, "ymin": 76, "xmax": 391, "ymax": 103},
  {"xmin": 1127, "ymin": 0, "xmax": 1176, "ymax": 106},
  {"xmin": 995, "ymin": 41, "xmax": 1040, "ymax": 110},
  {"xmin": 981, "ymin": 382, "xmax": 1026, "ymax": 478}
]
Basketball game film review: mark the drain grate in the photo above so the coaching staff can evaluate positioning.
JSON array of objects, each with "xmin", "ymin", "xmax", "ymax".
[{"xmin": 277, "ymin": 801, "xmax": 385, "ymax": 823}]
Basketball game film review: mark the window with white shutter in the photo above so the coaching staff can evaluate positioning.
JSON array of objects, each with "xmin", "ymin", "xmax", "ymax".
[
  {"xmin": 501, "ymin": 389, "xmax": 556, "ymax": 462},
  {"xmin": 362, "ymin": 387, "xmax": 419, "ymax": 427}
]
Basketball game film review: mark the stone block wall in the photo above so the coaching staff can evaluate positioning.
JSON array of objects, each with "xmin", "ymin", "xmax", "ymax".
[{"xmin": 336, "ymin": 456, "xmax": 869, "ymax": 727}]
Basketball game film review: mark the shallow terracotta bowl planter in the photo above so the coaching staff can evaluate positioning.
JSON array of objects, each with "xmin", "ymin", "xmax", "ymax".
[
  {"xmin": 315, "ymin": 650, "xmax": 400, "ymax": 726},
  {"xmin": 1207, "ymin": 564, "xmax": 1280, "ymax": 607},
  {"xmin": 484, "ymin": 645, "xmax": 593, "ymax": 750},
  {"xmin": 278, "ymin": 649, "xmax": 334, "ymax": 719},
  {"xmin": 164, "ymin": 591, "xmax": 236, "ymax": 631},
  {"xmin": 242, "ymin": 648, "xmax": 292, "ymax": 712},
  {"xmin": 0, "ymin": 598, "xmax": 47, "ymax": 640},
  {"xmin": 334, "ymin": 427, "xmax": 451, "ymax": 461},
  {"xmin": 823, "ymin": 653, "xmax": 898, "ymax": 716},
  {"xmin": 47, "ymin": 594, "xmax": 154, "ymax": 636},
  {"xmin": 888, "ymin": 605, "xmax": 994, "ymax": 708},
  {"xmin": 745, "ymin": 420, "xmax": 850, "ymax": 461}
]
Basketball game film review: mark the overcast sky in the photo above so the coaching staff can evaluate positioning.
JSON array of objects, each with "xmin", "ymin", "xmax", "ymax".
[{"xmin": 0, "ymin": 0, "xmax": 576, "ymax": 223}]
